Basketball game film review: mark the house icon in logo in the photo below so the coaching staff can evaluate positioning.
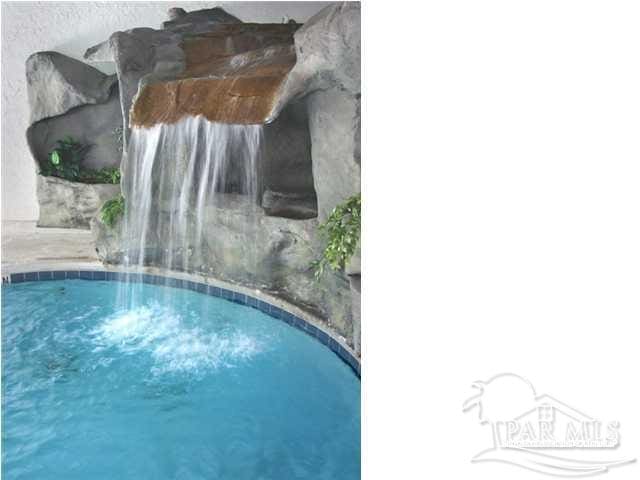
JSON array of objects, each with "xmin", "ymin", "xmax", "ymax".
[{"xmin": 463, "ymin": 373, "xmax": 635, "ymax": 477}]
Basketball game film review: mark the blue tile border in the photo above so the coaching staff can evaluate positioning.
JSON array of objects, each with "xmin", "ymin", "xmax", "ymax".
[
  {"xmin": 4, "ymin": 270, "xmax": 361, "ymax": 378},
  {"xmin": 52, "ymin": 271, "xmax": 66, "ymax": 280},
  {"xmin": 25, "ymin": 272, "xmax": 38, "ymax": 282},
  {"xmin": 37, "ymin": 271, "xmax": 54, "ymax": 281}
]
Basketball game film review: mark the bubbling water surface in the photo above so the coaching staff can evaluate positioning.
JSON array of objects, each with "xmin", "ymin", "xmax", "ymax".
[{"xmin": 2, "ymin": 280, "xmax": 360, "ymax": 479}]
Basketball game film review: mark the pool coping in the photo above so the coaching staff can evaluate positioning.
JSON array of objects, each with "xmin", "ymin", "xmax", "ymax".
[{"xmin": 2, "ymin": 265, "xmax": 361, "ymax": 378}]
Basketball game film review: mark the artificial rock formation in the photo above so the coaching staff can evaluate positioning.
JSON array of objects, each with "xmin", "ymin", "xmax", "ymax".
[
  {"xmin": 84, "ymin": 5, "xmax": 361, "ymax": 348},
  {"xmin": 162, "ymin": 6, "xmax": 242, "ymax": 32},
  {"xmin": 91, "ymin": 195, "xmax": 352, "ymax": 337},
  {"xmin": 84, "ymin": 8, "xmax": 296, "ymax": 134},
  {"xmin": 269, "ymin": 2, "xmax": 361, "ymax": 221},
  {"xmin": 38, "ymin": 176, "xmax": 120, "ymax": 229},
  {"xmin": 85, "ymin": 28, "xmax": 184, "ymax": 147},
  {"xmin": 27, "ymin": 87, "xmax": 122, "ymax": 172},
  {"xmin": 272, "ymin": 3, "xmax": 362, "ymax": 347},
  {"xmin": 25, "ymin": 5, "xmax": 361, "ymax": 347},
  {"xmin": 130, "ymin": 25, "xmax": 299, "ymax": 127},
  {"xmin": 26, "ymin": 51, "xmax": 117, "ymax": 124},
  {"xmin": 25, "ymin": 51, "xmax": 123, "ymax": 229},
  {"xmin": 261, "ymin": 189, "xmax": 317, "ymax": 219},
  {"xmin": 85, "ymin": 9, "xmax": 312, "ymax": 206}
]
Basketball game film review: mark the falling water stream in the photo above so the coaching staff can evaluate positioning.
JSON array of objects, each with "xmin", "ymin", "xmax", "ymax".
[{"xmin": 117, "ymin": 115, "xmax": 263, "ymax": 310}]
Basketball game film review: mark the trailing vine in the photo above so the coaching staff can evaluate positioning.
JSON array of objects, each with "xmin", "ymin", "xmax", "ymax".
[{"xmin": 312, "ymin": 193, "xmax": 361, "ymax": 280}]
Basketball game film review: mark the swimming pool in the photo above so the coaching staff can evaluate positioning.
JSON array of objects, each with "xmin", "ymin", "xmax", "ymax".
[{"xmin": 2, "ymin": 277, "xmax": 360, "ymax": 479}]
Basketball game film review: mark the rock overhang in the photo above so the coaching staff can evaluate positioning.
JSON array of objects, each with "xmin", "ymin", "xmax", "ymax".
[{"xmin": 126, "ymin": 23, "xmax": 300, "ymax": 127}]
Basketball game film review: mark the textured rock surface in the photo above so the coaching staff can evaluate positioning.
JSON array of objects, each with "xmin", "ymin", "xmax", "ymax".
[
  {"xmin": 346, "ymin": 243, "xmax": 361, "ymax": 276},
  {"xmin": 307, "ymin": 88, "xmax": 361, "ymax": 220},
  {"xmin": 276, "ymin": 2, "xmax": 363, "ymax": 348},
  {"xmin": 2, "ymin": 2, "xmax": 331, "ymax": 223},
  {"xmin": 162, "ymin": 6, "xmax": 242, "ymax": 32},
  {"xmin": 25, "ymin": 51, "xmax": 123, "ymax": 229},
  {"xmin": 98, "ymin": 28, "xmax": 184, "ymax": 145},
  {"xmin": 197, "ymin": 196, "xmax": 351, "ymax": 337},
  {"xmin": 27, "ymin": 85, "xmax": 122, "ymax": 171},
  {"xmin": 91, "ymin": 194, "xmax": 353, "ymax": 340},
  {"xmin": 37, "ymin": 175, "xmax": 120, "ymax": 229},
  {"xmin": 268, "ymin": 2, "xmax": 361, "ymax": 120},
  {"xmin": 85, "ymin": 10, "xmax": 297, "ymax": 136},
  {"xmin": 261, "ymin": 101, "xmax": 316, "ymax": 208},
  {"xmin": 85, "ymin": 6, "xmax": 360, "ymax": 347},
  {"xmin": 26, "ymin": 51, "xmax": 117, "ymax": 124},
  {"xmin": 130, "ymin": 24, "xmax": 299, "ymax": 127},
  {"xmin": 90, "ymin": 213, "xmax": 122, "ymax": 259},
  {"xmin": 86, "ymin": 8, "xmax": 316, "ymax": 217},
  {"xmin": 262, "ymin": 189, "xmax": 317, "ymax": 219},
  {"xmin": 268, "ymin": 3, "xmax": 361, "ymax": 220}
]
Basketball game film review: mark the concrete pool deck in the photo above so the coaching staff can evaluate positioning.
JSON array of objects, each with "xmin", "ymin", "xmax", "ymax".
[{"xmin": 1, "ymin": 221, "xmax": 101, "ymax": 274}]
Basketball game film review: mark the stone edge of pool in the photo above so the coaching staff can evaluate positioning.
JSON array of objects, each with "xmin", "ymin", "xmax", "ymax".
[{"xmin": 1, "ymin": 266, "xmax": 361, "ymax": 379}]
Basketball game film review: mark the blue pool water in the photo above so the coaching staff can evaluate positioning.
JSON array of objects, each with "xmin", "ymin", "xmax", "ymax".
[{"xmin": 1, "ymin": 280, "xmax": 360, "ymax": 479}]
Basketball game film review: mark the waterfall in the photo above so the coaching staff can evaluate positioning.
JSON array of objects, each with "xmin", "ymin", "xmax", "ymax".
[{"xmin": 118, "ymin": 115, "xmax": 263, "ymax": 309}]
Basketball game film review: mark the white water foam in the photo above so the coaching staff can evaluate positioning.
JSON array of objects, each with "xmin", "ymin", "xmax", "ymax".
[{"xmin": 91, "ymin": 302, "xmax": 261, "ymax": 375}]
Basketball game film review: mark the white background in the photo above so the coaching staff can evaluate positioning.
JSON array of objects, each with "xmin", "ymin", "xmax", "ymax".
[{"xmin": 364, "ymin": 1, "xmax": 640, "ymax": 479}]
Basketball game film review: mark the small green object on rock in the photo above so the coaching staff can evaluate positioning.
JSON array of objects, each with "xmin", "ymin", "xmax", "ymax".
[
  {"xmin": 100, "ymin": 195, "xmax": 125, "ymax": 228},
  {"xmin": 50, "ymin": 149, "xmax": 61, "ymax": 165}
]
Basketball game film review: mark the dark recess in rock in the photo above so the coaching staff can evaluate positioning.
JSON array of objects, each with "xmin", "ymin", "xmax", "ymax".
[
  {"xmin": 262, "ymin": 190, "xmax": 317, "ymax": 219},
  {"xmin": 27, "ymin": 83, "xmax": 123, "ymax": 172}
]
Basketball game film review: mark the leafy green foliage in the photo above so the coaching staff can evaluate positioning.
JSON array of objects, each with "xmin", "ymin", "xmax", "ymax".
[
  {"xmin": 40, "ymin": 136, "xmax": 90, "ymax": 181},
  {"xmin": 40, "ymin": 136, "xmax": 121, "ymax": 184},
  {"xmin": 83, "ymin": 167, "xmax": 121, "ymax": 184},
  {"xmin": 100, "ymin": 195, "xmax": 125, "ymax": 228},
  {"xmin": 312, "ymin": 193, "xmax": 361, "ymax": 280}
]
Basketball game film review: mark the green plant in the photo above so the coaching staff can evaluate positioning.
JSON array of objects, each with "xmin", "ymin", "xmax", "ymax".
[
  {"xmin": 100, "ymin": 195, "xmax": 125, "ymax": 228},
  {"xmin": 312, "ymin": 193, "xmax": 361, "ymax": 280},
  {"xmin": 95, "ymin": 167, "xmax": 121, "ymax": 184},
  {"xmin": 40, "ymin": 136, "xmax": 91, "ymax": 181},
  {"xmin": 76, "ymin": 166, "xmax": 121, "ymax": 184},
  {"xmin": 40, "ymin": 137, "xmax": 121, "ymax": 185}
]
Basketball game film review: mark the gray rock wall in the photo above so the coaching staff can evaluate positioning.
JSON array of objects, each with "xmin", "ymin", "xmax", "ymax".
[
  {"xmin": 91, "ymin": 194, "xmax": 354, "ymax": 341},
  {"xmin": 26, "ymin": 51, "xmax": 123, "ymax": 172},
  {"xmin": 106, "ymin": 28, "xmax": 184, "ymax": 147},
  {"xmin": 262, "ymin": 102, "xmax": 315, "ymax": 197},
  {"xmin": 26, "ymin": 51, "xmax": 117, "ymax": 124},
  {"xmin": 25, "ymin": 51, "xmax": 124, "ymax": 229},
  {"xmin": 27, "ymin": 85, "xmax": 123, "ymax": 171},
  {"xmin": 37, "ymin": 175, "xmax": 120, "ymax": 229},
  {"xmin": 307, "ymin": 88, "xmax": 361, "ymax": 220},
  {"xmin": 85, "ymin": 5, "xmax": 361, "ymax": 349},
  {"xmin": 285, "ymin": 3, "xmax": 362, "ymax": 346},
  {"xmin": 267, "ymin": 2, "xmax": 361, "ymax": 219},
  {"xmin": 273, "ymin": 3, "xmax": 362, "ymax": 348}
]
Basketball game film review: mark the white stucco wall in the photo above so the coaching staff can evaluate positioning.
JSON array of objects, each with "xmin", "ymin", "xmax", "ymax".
[{"xmin": 1, "ymin": 1, "xmax": 332, "ymax": 222}]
